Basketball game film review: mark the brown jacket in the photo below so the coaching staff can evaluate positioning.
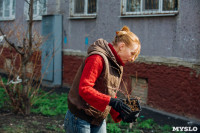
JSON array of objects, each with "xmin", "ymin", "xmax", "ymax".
[{"xmin": 68, "ymin": 39, "xmax": 123, "ymax": 125}]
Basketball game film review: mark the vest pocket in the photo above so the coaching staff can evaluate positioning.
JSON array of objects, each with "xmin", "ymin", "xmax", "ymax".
[{"xmin": 84, "ymin": 107, "xmax": 101, "ymax": 118}]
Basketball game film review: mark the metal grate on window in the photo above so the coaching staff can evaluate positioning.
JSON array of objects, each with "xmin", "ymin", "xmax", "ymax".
[
  {"xmin": 126, "ymin": 0, "xmax": 141, "ymax": 12},
  {"xmin": 88, "ymin": 0, "xmax": 96, "ymax": 14},
  {"xmin": 74, "ymin": 0, "xmax": 84, "ymax": 14},
  {"xmin": 144, "ymin": 0, "xmax": 159, "ymax": 11},
  {"xmin": 123, "ymin": 0, "xmax": 178, "ymax": 16},
  {"xmin": 163, "ymin": 0, "xmax": 178, "ymax": 11}
]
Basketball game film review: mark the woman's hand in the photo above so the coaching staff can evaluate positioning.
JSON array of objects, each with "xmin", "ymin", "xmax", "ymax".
[{"xmin": 109, "ymin": 98, "xmax": 132, "ymax": 118}]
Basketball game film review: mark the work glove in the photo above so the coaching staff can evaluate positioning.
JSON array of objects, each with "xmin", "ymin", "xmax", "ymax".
[
  {"xmin": 109, "ymin": 98, "xmax": 132, "ymax": 119},
  {"xmin": 122, "ymin": 112, "xmax": 139, "ymax": 123},
  {"xmin": 122, "ymin": 98, "xmax": 141, "ymax": 123}
]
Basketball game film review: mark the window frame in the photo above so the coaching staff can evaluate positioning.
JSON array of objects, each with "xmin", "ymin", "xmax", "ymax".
[
  {"xmin": 0, "ymin": 0, "xmax": 16, "ymax": 21},
  {"xmin": 69, "ymin": 0, "xmax": 97, "ymax": 19},
  {"xmin": 24, "ymin": 0, "xmax": 47, "ymax": 21},
  {"xmin": 121, "ymin": 0, "xmax": 179, "ymax": 17}
]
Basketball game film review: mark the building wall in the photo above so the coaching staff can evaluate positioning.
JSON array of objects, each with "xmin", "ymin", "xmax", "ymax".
[
  {"xmin": 62, "ymin": 50, "xmax": 200, "ymax": 120},
  {"xmin": 60, "ymin": 0, "xmax": 200, "ymax": 120},
  {"xmin": 1, "ymin": 0, "xmax": 199, "ymax": 61},
  {"xmin": 59, "ymin": 0, "xmax": 200, "ymax": 62},
  {"xmin": 0, "ymin": 0, "xmax": 200, "ymax": 121}
]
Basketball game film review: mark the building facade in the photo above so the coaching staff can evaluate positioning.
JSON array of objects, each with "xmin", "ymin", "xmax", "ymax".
[{"xmin": 0, "ymin": 0, "xmax": 200, "ymax": 122}]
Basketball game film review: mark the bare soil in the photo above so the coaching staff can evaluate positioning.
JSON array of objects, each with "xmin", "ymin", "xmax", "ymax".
[{"xmin": 0, "ymin": 111, "xmax": 65, "ymax": 133}]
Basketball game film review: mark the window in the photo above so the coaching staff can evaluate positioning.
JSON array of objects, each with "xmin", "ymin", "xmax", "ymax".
[
  {"xmin": 24, "ymin": 0, "xmax": 47, "ymax": 20},
  {"xmin": 0, "ymin": 0, "xmax": 16, "ymax": 21},
  {"xmin": 70, "ymin": 0, "xmax": 97, "ymax": 19},
  {"xmin": 121, "ymin": 0, "xmax": 178, "ymax": 17}
]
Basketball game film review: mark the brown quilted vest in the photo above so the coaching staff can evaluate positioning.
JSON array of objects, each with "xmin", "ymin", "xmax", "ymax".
[{"xmin": 67, "ymin": 39, "xmax": 123, "ymax": 125}]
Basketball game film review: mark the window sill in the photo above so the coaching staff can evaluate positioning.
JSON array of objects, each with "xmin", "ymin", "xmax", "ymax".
[
  {"xmin": 0, "ymin": 18, "xmax": 15, "ymax": 21},
  {"xmin": 120, "ymin": 12, "xmax": 178, "ymax": 18},
  {"xmin": 69, "ymin": 15, "xmax": 97, "ymax": 20},
  {"xmin": 26, "ymin": 17, "xmax": 42, "ymax": 21},
  {"xmin": 26, "ymin": 19, "xmax": 42, "ymax": 21},
  {"xmin": 26, "ymin": 14, "xmax": 46, "ymax": 21}
]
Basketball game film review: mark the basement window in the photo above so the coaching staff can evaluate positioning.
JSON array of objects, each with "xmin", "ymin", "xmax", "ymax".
[
  {"xmin": 69, "ymin": 0, "xmax": 97, "ymax": 19},
  {"xmin": 131, "ymin": 77, "xmax": 148, "ymax": 105},
  {"xmin": 121, "ymin": 0, "xmax": 178, "ymax": 17}
]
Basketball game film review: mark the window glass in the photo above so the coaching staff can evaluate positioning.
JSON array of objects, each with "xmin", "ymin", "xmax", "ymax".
[
  {"xmin": 88, "ymin": 0, "xmax": 96, "ymax": 14},
  {"xmin": 39, "ymin": 0, "xmax": 46, "ymax": 15},
  {"xmin": 126, "ymin": 0, "xmax": 141, "ymax": 12},
  {"xmin": 74, "ymin": 0, "xmax": 84, "ymax": 14},
  {"xmin": 0, "ymin": 0, "xmax": 3, "ymax": 17},
  {"xmin": 0, "ymin": 0, "xmax": 15, "ymax": 19},
  {"xmin": 12, "ymin": 0, "xmax": 15, "ymax": 15},
  {"xmin": 33, "ymin": 1, "xmax": 37, "ymax": 15},
  {"xmin": 163, "ymin": 0, "xmax": 178, "ymax": 11},
  {"xmin": 71, "ymin": 0, "xmax": 97, "ymax": 17},
  {"xmin": 123, "ymin": 0, "xmax": 178, "ymax": 16},
  {"xmin": 144, "ymin": 0, "xmax": 159, "ymax": 11},
  {"xmin": 24, "ymin": 0, "xmax": 47, "ymax": 20},
  {"xmin": 4, "ymin": 0, "xmax": 10, "ymax": 17}
]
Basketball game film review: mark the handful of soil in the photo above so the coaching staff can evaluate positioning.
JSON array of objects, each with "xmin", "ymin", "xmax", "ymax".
[
  {"xmin": 124, "ymin": 98, "xmax": 140, "ymax": 112},
  {"xmin": 121, "ymin": 98, "xmax": 141, "ymax": 123}
]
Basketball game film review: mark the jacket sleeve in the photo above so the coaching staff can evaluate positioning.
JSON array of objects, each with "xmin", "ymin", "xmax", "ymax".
[
  {"xmin": 79, "ymin": 54, "xmax": 111, "ymax": 112},
  {"xmin": 110, "ymin": 107, "xmax": 122, "ymax": 123}
]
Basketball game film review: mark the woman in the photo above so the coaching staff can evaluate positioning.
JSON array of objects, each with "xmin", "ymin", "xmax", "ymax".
[{"xmin": 64, "ymin": 26, "xmax": 141, "ymax": 133}]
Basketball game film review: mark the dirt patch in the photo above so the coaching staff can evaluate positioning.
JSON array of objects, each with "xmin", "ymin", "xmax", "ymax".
[{"xmin": 0, "ymin": 111, "xmax": 65, "ymax": 133}]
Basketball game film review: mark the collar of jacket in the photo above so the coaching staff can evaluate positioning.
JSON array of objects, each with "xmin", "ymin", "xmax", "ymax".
[
  {"xmin": 108, "ymin": 43, "xmax": 125, "ymax": 66},
  {"xmin": 87, "ymin": 39, "xmax": 123, "ymax": 70}
]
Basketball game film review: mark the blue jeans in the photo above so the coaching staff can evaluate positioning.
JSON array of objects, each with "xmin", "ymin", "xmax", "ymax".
[{"xmin": 64, "ymin": 110, "xmax": 106, "ymax": 133}]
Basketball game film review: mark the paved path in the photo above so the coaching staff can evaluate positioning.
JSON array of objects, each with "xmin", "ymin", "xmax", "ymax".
[{"xmin": 140, "ymin": 106, "xmax": 200, "ymax": 128}]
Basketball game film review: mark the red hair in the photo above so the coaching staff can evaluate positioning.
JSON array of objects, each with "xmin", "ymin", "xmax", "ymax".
[{"xmin": 113, "ymin": 26, "xmax": 141, "ymax": 61}]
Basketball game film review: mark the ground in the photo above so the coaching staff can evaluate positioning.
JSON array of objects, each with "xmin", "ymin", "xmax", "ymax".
[
  {"xmin": 1, "ymin": 108, "xmax": 200, "ymax": 133},
  {"xmin": 0, "ymin": 111, "xmax": 65, "ymax": 133},
  {"xmin": 0, "ymin": 86, "xmax": 200, "ymax": 133}
]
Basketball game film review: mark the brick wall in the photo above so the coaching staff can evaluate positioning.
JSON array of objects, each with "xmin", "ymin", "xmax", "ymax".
[
  {"xmin": 62, "ymin": 51, "xmax": 200, "ymax": 120},
  {"xmin": 123, "ymin": 62, "xmax": 200, "ymax": 120},
  {"xmin": 0, "ymin": 46, "xmax": 41, "ymax": 77},
  {"xmin": 62, "ymin": 55, "xmax": 84, "ymax": 87},
  {"xmin": 1, "ymin": 47, "xmax": 200, "ymax": 120}
]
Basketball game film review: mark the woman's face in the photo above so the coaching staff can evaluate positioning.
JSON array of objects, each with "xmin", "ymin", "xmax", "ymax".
[{"xmin": 117, "ymin": 42, "xmax": 139, "ymax": 64}]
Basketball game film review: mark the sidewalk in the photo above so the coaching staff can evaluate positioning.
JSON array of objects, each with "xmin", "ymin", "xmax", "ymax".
[{"xmin": 140, "ymin": 106, "xmax": 200, "ymax": 128}]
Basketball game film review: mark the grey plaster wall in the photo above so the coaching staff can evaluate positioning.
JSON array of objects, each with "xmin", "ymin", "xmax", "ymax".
[
  {"xmin": 60, "ymin": 0, "xmax": 200, "ymax": 62},
  {"xmin": 0, "ymin": 0, "xmax": 200, "ymax": 62},
  {"xmin": 173, "ymin": 0, "xmax": 200, "ymax": 61}
]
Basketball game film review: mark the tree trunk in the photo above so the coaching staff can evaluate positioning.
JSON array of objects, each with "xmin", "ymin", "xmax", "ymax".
[
  {"xmin": 24, "ymin": 94, "xmax": 30, "ymax": 115},
  {"xmin": 22, "ymin": 55, "xmax": 31, "ymax": 115}
]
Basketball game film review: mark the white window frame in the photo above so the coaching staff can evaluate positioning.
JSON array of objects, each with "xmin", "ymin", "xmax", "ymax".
[
  {"xmin": 24, "ymin": 0, "xmax": 47, "ymax": 21},
  {"xmin": 0, "ymin": 0, "xmax": 15, "ymax": 21},
  {"xmin": 69, "ymin": 0, "xmax": 97, "ymax": 19},
  {"xmin": 121, "ymin": 0, "xmax": 178, "ymax": 17}
]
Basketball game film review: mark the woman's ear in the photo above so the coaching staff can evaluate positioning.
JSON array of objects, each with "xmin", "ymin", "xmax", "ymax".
[{"xmin": 119, "ymin": 42, "xmax": 125, "ymax": 51}]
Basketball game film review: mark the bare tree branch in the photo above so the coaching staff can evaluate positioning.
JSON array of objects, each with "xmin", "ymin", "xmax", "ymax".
[
  {"xmin": 24, "ymin": 0, "xmax": 30, "ymax": 4},
  {"xmin": 0, "ymin": 28, "xmax": 25, "ymax": 55}
]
